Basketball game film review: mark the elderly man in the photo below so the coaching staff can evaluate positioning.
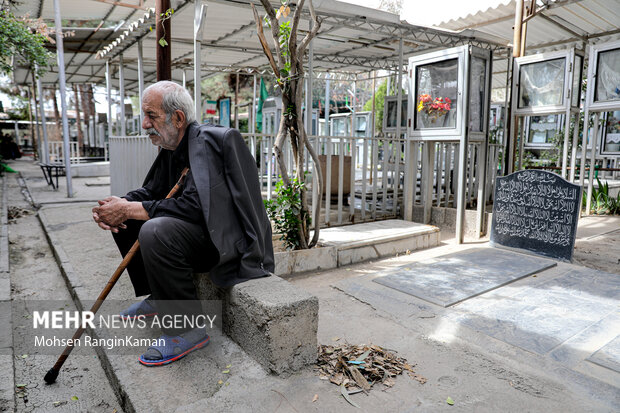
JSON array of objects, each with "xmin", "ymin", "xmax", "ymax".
[{"xmin": 92, "ymin": 81, "xmax": 274, "ymax": 366}]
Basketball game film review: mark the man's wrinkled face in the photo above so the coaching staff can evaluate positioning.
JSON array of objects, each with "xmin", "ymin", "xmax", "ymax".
[{"xmin": 142, "ymin": 91, "xmax": 181, "ymax": 150}]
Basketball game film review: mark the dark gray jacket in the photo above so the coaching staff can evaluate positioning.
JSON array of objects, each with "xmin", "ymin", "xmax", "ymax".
[{"xmin": 143, "ymin": 122, "xmax": 274, "ymax": 287}]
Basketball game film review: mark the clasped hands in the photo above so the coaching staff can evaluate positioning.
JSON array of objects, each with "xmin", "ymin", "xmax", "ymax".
[{"xmin": 92, "ymin": 196, "xmax": 129, "ymax": 233}]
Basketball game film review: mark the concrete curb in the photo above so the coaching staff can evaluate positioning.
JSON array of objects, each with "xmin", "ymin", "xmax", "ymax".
[
  {"xmin": 37, "ymin": 208, "xmax": 146, "ymax": 413},
  {"xmin": 0, "ymin": 175, "xmax": 15, "ymax": 413}
]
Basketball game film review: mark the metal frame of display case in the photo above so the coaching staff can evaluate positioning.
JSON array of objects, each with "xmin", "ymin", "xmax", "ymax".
[
  {"xmin": 404, "ymin": 44, "xmax": 492, "ymax": 244},
  {"xmin": 509, "ymin": 48, "xmax": 583, "ymax": 180},
  {"xmin": 579, "ymin": 39, "xmax": 620, "ymax": 214}
]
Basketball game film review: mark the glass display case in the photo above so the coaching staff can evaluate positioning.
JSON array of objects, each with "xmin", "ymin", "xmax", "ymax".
[
  {"xmin": 518, "ymin": 58, "xmax": 565, "ymax": 108},
  {"xmin": 602, "ymin": 110, "xmax": 620, "ymax": 153},
  {"xmin": 383, "ymin": 96, "xmax": 408, "ymax": 132},
  {"xmin": 513, "ymin": 48, "xmax": 582, "ymax": 115},
  {"xmin": 524, "ymin": 115, "xmax": 564, "ymax": 147},
  {"xmin": 408, "ymin": 44, "xmax": 492, "ymax": 141},
  {"xmin": 595, "ymin": 48, "xmax": 620, "ymax": 103}
]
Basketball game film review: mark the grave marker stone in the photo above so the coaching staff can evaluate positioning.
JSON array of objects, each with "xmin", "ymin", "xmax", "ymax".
[{"xmin": 490, "ymin": 169, "xmax": 581, "ymax": 261}]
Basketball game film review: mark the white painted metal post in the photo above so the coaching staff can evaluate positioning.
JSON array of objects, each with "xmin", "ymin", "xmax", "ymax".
[
  {"xmin": 14, "ymin": 121, "xmax": 19, "ymax": 145},
  {"xmin": 569, "ymin": 112, "xmax": 579, "ymax": 182},
  {"xmin": 579, "ymin": 108, "xmax": 590, "ymax": 188},
  {"xmin": 119, "ymin": 54, "xmax": 126, "ymax": 136},
  {"xmin": 35, "ymin": 67, "xmax": 49, "ymax": 164},
  {"xmin": 53, "ymin": 0, "xmax": 73, "ymax": 197},
  {"xmin": 585, "ymin": 112, "xmax": 600, "ymax": 215},
  {"xmin": 194, "ymin": 1, "xmax": 207, "ymax": 123},
  {"xmin": 422, "ymin": 142, "xmax": 435, "ymax": 224},
  {"xmin": 561, "ymin": 109, "xmax": 571, "ymax": 179},
  {"xmin": 137, "ymin": 39, "xmax": 145, "ymax": 130},
  {"xmin": 395, "ymin": 37, "xmax": 404, "ymax": 216},
  {"xmin": 106, "ymin": 60, "xmax": 113, "ymax": 138},
  {"xmin": 456, "ymin": 49, "xmax": 472, "ymax": 244},
  {"xmin": 476, "ymin": 54, "xmax": 492, "ymax": 237}
]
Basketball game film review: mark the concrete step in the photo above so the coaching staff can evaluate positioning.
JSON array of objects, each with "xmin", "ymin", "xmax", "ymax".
[{"xmin": 319, "ymin": 219, "xmax": 440, "ymax": 267}]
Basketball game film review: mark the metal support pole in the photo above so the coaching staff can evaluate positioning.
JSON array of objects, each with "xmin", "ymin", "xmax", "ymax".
[
  {"xmin": 476, "ymin": 54, "xmax": 493, "ymax": 237},
  {"xmin": 234, "ymin": 73, "xmax": 239, "ymax": 129},
  {"xmin": 156, "ymin": 0, "xmax": 172, "ymax": 81},
  {"xmin": 194, "ymin": 1, "xmax": 207, "ymax": 123},
  {"xmin": 36, "ymin": 65, "xmax": 49, "ymax": 164},
  {"xmin": 137, "ymin": 39, "xmax": 145, "ymax": 130},
  {"xmin": 14, "ymin": 121, "xmax": 19, "ymax": 145},
  {"xmin": 119, "ymin": 54, "xmax": 126, "ymax": 136},
  {"xmin": 513, "ymin": 0, "xmax": 524, "ymax": 58},
  {"xmin": 53, "ymin": 0, "xmax": 73, "ymax": 197},
  {"xmin": 106, "ymin": 60, "xmax": 113, "ymax": 138},
  {"xmin": 579, "ymin": 108, "xmax": 590, "ymax": 189},
  {"xmin": 569, "ymin": 112, "xmax": 580, "ymax": 182},
  {"xmin": 456, "ymin": 50, "xmax": 472, "ymax": 244},
  {"xmin": 585, "ymin": 112, "xmax": 599, "ymax": 215},
  {"xmin": 31, "ymin": 84, "xmax": 41, "ymax": 159},
  {"xmin": 422, "ymin": 142, "xmax": 435, "ymax": 224},
  {"xmin": 561, "ymin": 109, "xmax": 571, "ymax": 179},
  {"xmin": 395, "ymin": 38, "xmax": 404, "ymax": 216},
  {"xmin": 182, "ymin": 71, "xmax": 187, "ymax": 89}
]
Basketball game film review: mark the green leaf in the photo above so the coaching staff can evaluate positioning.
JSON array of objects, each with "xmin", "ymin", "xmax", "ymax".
[
  {"xmin": 158, "ymin": 38, "xmax": 168, "ymax": 47},
  {"xmin": 222, "ymin": 369, "xmax": 230, "ymax": 374},
  {"xmin": 71, "ymin": 396, "xmax": 79, "ymax": 401},
  {"xmin": 446, "ymin": 397, "xmax": 454, "ymax": 405},
  {"xmin": 15, "ymin": 384, "xmax": 26, "ymax": 388},
  {"xmin": 21, "ymin": 354, "xmax": 28, "ymax": 358}
]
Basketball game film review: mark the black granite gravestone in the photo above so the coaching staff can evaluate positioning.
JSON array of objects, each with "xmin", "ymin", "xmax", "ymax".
[{"xmin": 490, "ymin": 169, "xmax": 582, "ymax": 262}]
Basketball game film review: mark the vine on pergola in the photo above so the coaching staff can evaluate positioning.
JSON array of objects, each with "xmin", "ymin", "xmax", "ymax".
[{"xmin": 252, "ymin": 0, "xmax": 323, "ymax": 249}]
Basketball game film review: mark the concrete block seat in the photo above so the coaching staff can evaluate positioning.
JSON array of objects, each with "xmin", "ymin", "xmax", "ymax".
[{"xmin": 193, "ymin": 272, "xmax": 319, "ymax": 375}]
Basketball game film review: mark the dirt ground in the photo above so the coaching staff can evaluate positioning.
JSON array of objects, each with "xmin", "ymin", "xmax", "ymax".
[{"xmin": 573, "ymin": 229, "xmax": 620, "ymax": 274}]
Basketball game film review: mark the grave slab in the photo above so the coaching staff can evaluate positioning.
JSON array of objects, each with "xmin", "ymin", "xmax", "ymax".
[
  {"xmin": 372, "ymin": 248, "xmax": 556, "ymax": 307},
  {"xmin": 453, "ymin": 266, "xmax": 619, "ymax": 355},
  {"xmin": 587, "ymin": 336, "xmax": 620, "ymax": 373}
]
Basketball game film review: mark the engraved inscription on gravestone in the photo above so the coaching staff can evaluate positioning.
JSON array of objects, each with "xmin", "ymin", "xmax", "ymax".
[{"xmin": 490, "ymin": 170, "xmax": 582, "ymax": 261}]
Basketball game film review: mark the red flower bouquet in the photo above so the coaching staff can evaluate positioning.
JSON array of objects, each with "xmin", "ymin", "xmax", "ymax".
[{"xmin": 417, "ymin": 94, "xmax": 452, "ymax": 121}]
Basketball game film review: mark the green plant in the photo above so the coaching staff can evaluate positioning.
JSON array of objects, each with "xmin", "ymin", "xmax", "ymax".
[
  {"xmin": 264, "ymin": 177, "xmax": 311, "ymax": 250},
  {"xmin": 253, "ymin": 0, "xmax": 323, "ymax": 249},
  {"xmin": 0, "ymin": 9, "xmax": 53, "ymax": 77},
  {"xmin": 584, "ymin": 177, "xmax": 620, "ymax": 215}
]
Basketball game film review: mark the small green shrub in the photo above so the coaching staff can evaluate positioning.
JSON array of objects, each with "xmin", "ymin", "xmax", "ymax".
[
  {"xmin": 583, "ymin": 177, "xmax": 620, "ymax": 215},
  {"xmin": 264, "ymin": 177, "xmax": 311, "ymax": 250}
]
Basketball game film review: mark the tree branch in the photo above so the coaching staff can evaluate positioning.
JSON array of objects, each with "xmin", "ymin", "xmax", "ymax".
[
  {"xmin": 297, "ymin": 0, "xmax": 321, "ymax": 55},
  {"xmin": 258, "ymin": 0, "xmax": 285, "ymax": 70},
  {"xmin": 251, "ymin": 4, "xmax": 280, "ymax": 80}
]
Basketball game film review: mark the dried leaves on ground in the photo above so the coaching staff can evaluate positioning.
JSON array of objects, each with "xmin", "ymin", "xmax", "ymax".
[
  {"xmin": 316, "ymin": 343, "xmax": 427, "ymax": 394},
  {"xmin": 8, "ymin": 206, "xmax": 31, "ymax": 222}
]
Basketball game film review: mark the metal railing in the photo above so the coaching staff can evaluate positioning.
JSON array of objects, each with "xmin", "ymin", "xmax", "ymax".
[{"xmin": 107, "ymin": 133, "xmax": 503, "ymax": 229}]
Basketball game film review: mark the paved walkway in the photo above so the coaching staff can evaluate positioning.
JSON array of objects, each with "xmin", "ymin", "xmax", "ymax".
[{"xmin": 2, "ymin": 158, "xmax": 619, "ymax": 412}]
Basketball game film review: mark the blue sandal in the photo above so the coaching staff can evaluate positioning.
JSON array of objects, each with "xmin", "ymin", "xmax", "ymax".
[
  {"xmin": 138, "ymin": 333, "xmax": 210, "ymax": 366},
  {"xmin": 120, "ymin": 298, "xmax": 158, "ymax": 320}
]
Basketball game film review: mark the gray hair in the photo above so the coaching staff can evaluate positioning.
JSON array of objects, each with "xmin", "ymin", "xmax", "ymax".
[{"xmin": 143, "ymin": 81, "xmax": 196, "ymax": 124}]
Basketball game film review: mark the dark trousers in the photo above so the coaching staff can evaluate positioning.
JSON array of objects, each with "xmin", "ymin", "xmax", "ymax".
[{"xmin": 112, "ymin": 217, "xmax": 218, "ymax": 335}]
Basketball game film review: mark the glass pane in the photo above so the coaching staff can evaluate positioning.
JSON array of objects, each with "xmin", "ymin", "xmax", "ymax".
[
  {"xmin": 572, "ymin": 55, "xmax": 582, "ymax": 107},
  {"xmin": 595, "ymin": 48, "xmax": 620, "ymax": 102},
  {"xmin": 385, "ymin": 100, "xmax": 407, "ymax": 129},
  {"xmin": 416, "ymin": 58, "xmax": 458, "ymax": 129},
  {"xmin": 355, "ymin": 115, "xmax": 367, "ymax": 132},
  {"xmin": 526, "ymin": 115, "xmax": 561, "ymax": 145},
  {"xmin": 469, "ymin": 56, "xmax": 486, "ymax": 132},
  {"xmin": 604, "ymin": 111, "xmax": 620, "ymax": 152},
  {"xmin": 518, "ymin": 57, "xmax": 565, "ymax": 108}
]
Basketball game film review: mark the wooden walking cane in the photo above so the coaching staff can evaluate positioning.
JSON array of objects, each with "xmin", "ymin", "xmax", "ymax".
[{"xmin": 44, "ymin": 167, "xmax": 190, "ymax": 384}]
